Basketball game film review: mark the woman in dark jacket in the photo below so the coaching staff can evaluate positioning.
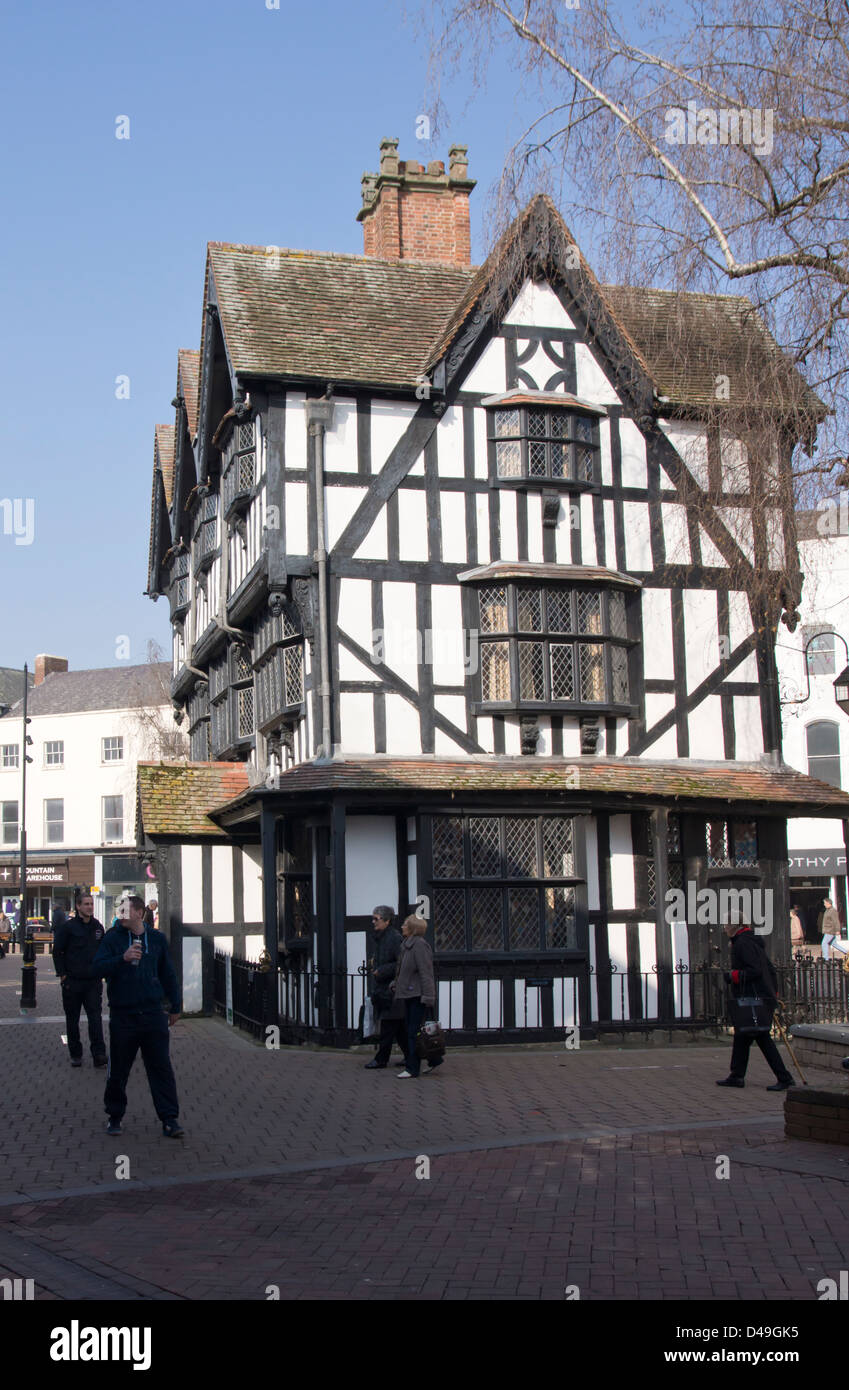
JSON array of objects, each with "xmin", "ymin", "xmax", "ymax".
[
  {"xmin": 390, "ymin": 916, "xmax": 442, "ymax": 1078},
  {"xmin": 717, "ymin": 917, "xmax": 794, "ymax": 1090}
]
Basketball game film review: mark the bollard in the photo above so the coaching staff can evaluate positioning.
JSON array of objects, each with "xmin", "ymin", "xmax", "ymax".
[{"xmin": 19, "ymin": 929, "xmax": 36, "ymax": 1010}]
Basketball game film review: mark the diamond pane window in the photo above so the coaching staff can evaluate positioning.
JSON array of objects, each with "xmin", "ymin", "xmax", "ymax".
[
  {"xmin": 433, "ymin": 888, "xmax": 467, "ymax": 952},
  {"xmin": 517, "ymin": 589, "xmax": 543, "ymax": 632},
  {"xmin": 508, "ymin": 887, "xmax": 539, "ymax": 949},
  {"xmin": 732, "ymin": 820, "xmax": 758, "ymax": 867},
  {"xmin": 238, "ymin": 686, "xmax": 254, "ymax": 738},
  {"xmin": 432, "ymin": 816, "xmax": 464, "ymax": 878},
  {"xmin": 496, "ymin": 440, "xmax": 522, "ymax": 477},
  {"xmin": 490, "ymin": 405, "xmax": 599, "ymax": 483},
  {"xmin": 577, "ymin": 591, "xmax": 603, "ymax": 634},
  {"xmin": 550, "ymin": 644, "xmax": 575, "ymax": 699},
  {"xmin": 544, "ymin": 886, "xmax": 576, "ymax": 949},
  {"xmin": 481, "ymin": 641, "xmax": 510, "ymax": 701},
  {"xmin": 707, "ymin": 820, "xmax": 731, "ymax": 868},
  {"xmin": 667, "ymin": 814, "xmax": 681, "ymax": 857},
  {"xmin": 546, "ymin": 591, "xmax": 572, "ymax": 632},
  {"xmin": 519, "ymin": 642, "xmax": 546, "ymax": 700},
  {"xmin": 477, "ymin": 583, "xmax": 632, "ymax": 710},
  {"xmin": 431, "ymin": 814, "xmax": 581, "ymax": 956},
  {"xmin": 233, "ymin": 648, "xmax": 253, "ymax": 683},
  {"xmin": 611, "ymin": 645, "xmax": 629, "ymax": 703},
  {"xmin": 479, "ymin": 586, "xmax": 509, "ymax": 633},
  {"xmin": 579, "ymin": 644, "xmax": 605, "ymax": 701},
  {"xmin": 470, "ymin": 886, "xmax": 504, "ymax": 950},
  {"xmin": 542, "ymin": 817, "xmax": 574, "ymax": 877},
  {"xmin": 494, "ymin": 409, "xmax": 520, "ymax": 438},
  {"xmin": 284, "ymin": 646, "xmax": 304, "ymax": 705},
  {"xmin": 237, "ymin": 422, "xmax": 254, "ymax": 451},
  {"xmin": 609, "ymin": 591, "xmax": 627, "ymax": 639},
  {"xmin": 504, "ymin": 818, "xmax": 537, "ymax": 878},
  {"xmin": 470, "ymin": 817, "xmax": 501, "ymax": 877}
]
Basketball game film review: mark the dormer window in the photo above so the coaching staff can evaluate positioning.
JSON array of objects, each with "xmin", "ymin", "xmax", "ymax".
[
  {"xmin": 484, "ymin": 393, "xmax": 603, "ymax": 488},
  {"xmin": 222, "ymin": 420, "xmax": 257, "ymax": 518}
]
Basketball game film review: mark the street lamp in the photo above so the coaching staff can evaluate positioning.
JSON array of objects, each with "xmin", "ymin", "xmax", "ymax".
[
  {"xmin": 782, "ymin": 631, "xmax": 849, "ymax": 717},
  {"xmin": 834, "ymin": 664, "xmax": 849, "ymax": 716}
]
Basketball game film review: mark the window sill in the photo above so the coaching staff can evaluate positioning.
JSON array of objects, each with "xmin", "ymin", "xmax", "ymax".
[
  {"xmin": 493, "ymin": 477, "xmax": 599, "ymax": 494},
  {"xmin": 472, "ymin": 701, "xmax": 636, "ymax": 717}
]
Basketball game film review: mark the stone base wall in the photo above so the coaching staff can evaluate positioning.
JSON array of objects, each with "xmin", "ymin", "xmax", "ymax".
[
  {"xmin": 785, "ymin": 1086, "xmax": 849, "ymax": 1146},
  {"xmin": 791, "ymin": 1036, "xmax": 849, "ymax": 1073}
]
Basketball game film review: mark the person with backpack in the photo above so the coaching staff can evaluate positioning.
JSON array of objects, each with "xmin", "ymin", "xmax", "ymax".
[{"xmin": 716, "ymin": 914, "xmax": 794, "ymax": 1091}]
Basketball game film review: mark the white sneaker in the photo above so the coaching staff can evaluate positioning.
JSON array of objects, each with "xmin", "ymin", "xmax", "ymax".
[{"xmin": 396, "ymin": 1070, "xmax": 415, "ymax": 1078}]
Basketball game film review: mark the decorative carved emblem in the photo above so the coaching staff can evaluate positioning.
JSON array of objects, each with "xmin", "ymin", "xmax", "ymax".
[
  {"xmin": 520, "ymin": 717, "xmax": 540, "ymax": 755},
  {"xmin": 291, "ymin": 577, "xmax": 315, "ymax": 639},
  {"xmin": 541, "ymin": 492, "xmax": 561, "ymax": 529},
  {"xmin": 580, "ymin": 718, "xmax": 601, "ymax": 754}
]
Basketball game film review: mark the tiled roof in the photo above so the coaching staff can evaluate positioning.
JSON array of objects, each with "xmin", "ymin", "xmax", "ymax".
[
  {"xmin": 154, "ymin": 424, "xmax": 175, "ymax": 508},
  {"xmin": 137, "ymin": 762, "xmax": 251, "ymax": 837},
  {"xmin": 0, "ymin": 664, "xmax": 172, "ymax": 718},
  {"xmin": 211, "ymin": 756, "xmax": 849, "ymax": 815},
  {"xmin": 178, "ymin": 349, "xmax": 200, "ymax": 438},
  {"xmin": 0, "ymin": 667, "xmax": 33, "ymax": 707},
  {"xmin": 457, "ymin": 561, "xmax": 640, "ymax": 587},
  {"xmin": 603, "ymin": 284, "xmax": 823, "ymax": 416},
  {"xmin": 208, "ymin": 243, "xmax": 474, "ymax": 391}
]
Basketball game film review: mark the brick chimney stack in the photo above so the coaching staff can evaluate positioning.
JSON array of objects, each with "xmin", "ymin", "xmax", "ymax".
[
  {"xmin": 34, "ymin": 654, "xmax": 68, "ymax": 686},
  {"xmin": 358, "ymin": 138, "xmax": 475, "ymax": 266}
]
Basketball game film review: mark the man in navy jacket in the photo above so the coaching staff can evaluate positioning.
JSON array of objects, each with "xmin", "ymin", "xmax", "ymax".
[
  {"xmin": 52, "ymin": 892, "xmax": 107, "ymax": 1067},
  {"xmin": 92, "ymin": 894, "xmax": 184, "ymax": 1137}
]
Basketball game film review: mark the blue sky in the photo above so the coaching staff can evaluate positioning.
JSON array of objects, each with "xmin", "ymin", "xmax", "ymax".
[{"xmin": 1, "ymin": 0, "xmax": 559, "ymax": 672}]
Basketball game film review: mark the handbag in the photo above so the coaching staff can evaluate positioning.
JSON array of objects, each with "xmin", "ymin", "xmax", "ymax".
[
  {"xmin": 727, "ymin": 995, "xmax": 772, "ymax": 1035},
  {"xmin": 415, "ymin": 1018, "xmax": 446, "ymax": 1060}
]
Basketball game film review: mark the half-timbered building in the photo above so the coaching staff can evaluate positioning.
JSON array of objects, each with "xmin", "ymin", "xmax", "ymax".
[{"xmin": 140, "ymin": 139, "xmax": 849, "ymax": 1041}]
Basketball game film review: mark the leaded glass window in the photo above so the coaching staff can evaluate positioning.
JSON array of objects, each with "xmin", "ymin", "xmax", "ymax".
[
  {"xmin": 431, "ymin": 813, "xmax": 581, "ymax": 953},
  {"xmin": 477, "ymin": 584, "xmax": 632, "ymax": 710},
  {"xmin": 491, "ymin": 405, "xmax": 600, "ymax": 484}
]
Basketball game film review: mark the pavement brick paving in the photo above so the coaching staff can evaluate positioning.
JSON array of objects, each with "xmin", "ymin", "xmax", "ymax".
[{"xmin": 1, "ymin": 953, "xmax": 848, "ymax": 1300}]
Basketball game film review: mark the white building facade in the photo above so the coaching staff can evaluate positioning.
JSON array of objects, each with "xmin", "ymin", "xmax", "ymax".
[
  {"xmin": 0, "ymin": 659, "xmax": 184, "ymax": 925},
  {"xmin": 777, "ymin": 505, "xmax": 849, "ymax": 940}
]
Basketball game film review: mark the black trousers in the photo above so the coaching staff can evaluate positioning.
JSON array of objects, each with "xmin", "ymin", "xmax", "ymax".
[
  {"xmin": 374, "ymin": 1012, "xmax": 407, "ymax": 1065},
  {"xmin": 104, "ymin": 1009, "xmax": 179, "ymax": 1123},
  {"xmin": 730, "ymin": 1029, "xmax": 793, "ymax": 1083},
  {"xmin": 61, "ymin": 978, "xmax": 105, "ymax": 1060}
]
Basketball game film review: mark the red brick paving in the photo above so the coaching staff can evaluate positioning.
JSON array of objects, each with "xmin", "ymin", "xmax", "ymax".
[{"xmin": 1, "ymin": 954, "xmax": 848, "ymax": 1300}]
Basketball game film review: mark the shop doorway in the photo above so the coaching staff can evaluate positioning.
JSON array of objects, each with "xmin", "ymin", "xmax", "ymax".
[{"xmin": 790, "ymin": 879, "xmax": 831, "ymax": 942}]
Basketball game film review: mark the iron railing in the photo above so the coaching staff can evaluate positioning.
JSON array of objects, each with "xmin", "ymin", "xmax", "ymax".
[{"xmin": 212, "ymin": 952, "xmax": 849, "ymax": 1046}]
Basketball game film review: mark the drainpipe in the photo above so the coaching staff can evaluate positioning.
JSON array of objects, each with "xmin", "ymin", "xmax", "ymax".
[{"xmin": 305, "ymin": 395, "xmax": 335, "ymax": 758}]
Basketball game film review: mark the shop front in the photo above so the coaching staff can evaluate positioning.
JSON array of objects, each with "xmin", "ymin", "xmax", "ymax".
[
  {"xmin": 788, "ymin": 847, "xmax": 848, "ymax": 940},
  {"xmin": 0, "ymin": 855, "xmax": 96, "ymax": 926}
]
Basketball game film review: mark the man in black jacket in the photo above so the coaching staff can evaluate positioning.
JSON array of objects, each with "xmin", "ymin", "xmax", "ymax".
[
  {"xmin": 716, "ymin": 916, "xmax": 794, "ymax": 1091},
  {"xmin": 53, "ymin": 892, "xmax": 107, "ymax": 1068},
  {"xmin": 364, "ymin": 905, "xmax": 404, "ymax": 1070},
  {"xmin": 92, "ymin": 894, "xmax": 183, "ymax": 1137}
]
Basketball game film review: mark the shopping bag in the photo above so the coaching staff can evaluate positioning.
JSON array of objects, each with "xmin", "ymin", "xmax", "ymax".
[{"xmin": 360, "ymin": 996, "xmax": 379, "ymax": 1041}]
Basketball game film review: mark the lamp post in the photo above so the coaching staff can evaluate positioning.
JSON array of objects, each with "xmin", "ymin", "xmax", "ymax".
[
  {"xmin": 782, "ymin": 630, "xmax": 849, "ymax": 717},
  {"xmin": 19, "ymin": 664, "xmax": 36, "ymax": 1011},
  {"xmin": 834, "ymin": 664, "xmax": 849, "ymax": 716}
]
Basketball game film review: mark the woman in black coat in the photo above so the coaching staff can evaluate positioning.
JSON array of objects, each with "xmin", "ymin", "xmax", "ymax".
[{"xmin": 716, "ymin": 918, "xmax": 794, "ymax": 1091}]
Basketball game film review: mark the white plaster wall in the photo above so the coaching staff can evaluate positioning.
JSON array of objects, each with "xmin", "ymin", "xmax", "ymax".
[
  {"xmin": 439, "ymin": 491, "xmax": 468, "ymax": 564},
  {"xmin": 641, "ymin": 696, "xmax": 678, "ymax": 758},
  {"xmin": 574, "ymin": 344, "xmax": 621, "ymax": 406},
  {"xmin": 662, "ymin": 504, "xmax": 691, "ymax": 565},
  {"xmin": 397, "ymin": 490, "xmax": 429, "ymax": 560},
  {"xmin": 353, "ymin": 509, "xmax": 388, "ymax": 560},
  {"xmin": 462, "ymin": 338, "xmax": 506, "ymax": 394},
  {"xmin": 641, "ymin": 590, "xmax": 674, "ymax": 679},
  {"xmin": 211, "ymin": 845, "xmax": 235, "ymax": 924},
  {"xmin": 585, "ymin": 818, "xmax": 600, "ymax": 910},
  {"xmin": 182, "ymin": 937, "xmax": 203, "ymax": 1013},
  {"xmin": 683, "ymin": 589, "xmax": 722, "ymax": 693},
  {"xmin": 579, "ymin": 495, "xmax": 597, "ymax": 566},
  {"xmin": 430, "ymin": 585, "xmax": 466, "ymax": 685},
  {"xmin": 609, "ymin": 815, "xmax": 635, "ymax": 909},
  {"xmin": 384, "ymin": 694, "xmax": 421, "ymax": 754},
  {"xmin": 503, "ymin": 280, "xmax": 575, "ymax": 330},
  {"xmin": 181, "ymin": 845, "xmax": 203, "ymax": 922},
  {"xmin": 371, "ymin": 400, "xmax": 420, "ymax": 473},
  {"xmin": 285, "ymin": 392, "xmax": 308, "ymax": 469},
  {"xmin": 340, "ymin": 693, "xmax": 374, "ymax": 753},
  {"xmin": 325, "ymin": 485, "xmax": 367, "ymax": 549},
  {"xmin": 381, "ymin": 583, "xmax": 419, "ymax": 688},
  {"xmin": 323, "ymin": 398, "xmax": 358, "ymax": 472},
  {"xmin": 435, "ymin": 406, "xmax": 465, "ymax": 477},
  {"xmin": 619, "ymin": 418, "xmax": 647, "ymax": 490},
  {"xmin": 499, "ymin": 489, "xmax": 519, "ymax": 561},
  {"xmin": 687, "ymin": 694, "xmax": 725, "ymax": 759},
  {"xmin": 284, "ymin": 482, "xmax": 308, "ymax": 554},
  {"xmin": 733, "ymin": 696, "xmax": 764, "ymax": 758},
  {"xmin": 623, "ymin": 501, "xmax": 652, "ymax": 571},
  {"xmin": 660, "ymin": 420, "xmax": 708, "ymax": 489},
  {"xmin": 242, "ymin": 846, "xmax": 263, "ymax": 922},
  {"xmin": 345, "ymin": 816, "xmax": 398, "ymax": 915}
]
